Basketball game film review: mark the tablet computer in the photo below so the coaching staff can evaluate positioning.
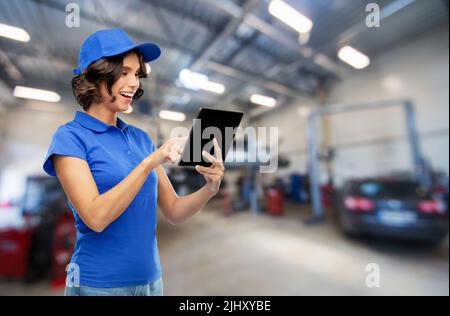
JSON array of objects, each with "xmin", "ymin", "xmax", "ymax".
[{"xmin": 178, "ymin": 108, "xmax": 244, "ymax": 167}]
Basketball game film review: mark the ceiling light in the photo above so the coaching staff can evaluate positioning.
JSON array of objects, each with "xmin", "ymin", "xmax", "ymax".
[
  {"xmin": 250, "ymin": 94, "xmax": 277, "ymax": 108},
  {"xmin": 268, "ymin": 0, "xmax": 313, "ymax": 34},
  {"xmin": 179, "ymin": 69, "xmax": 226, "ymax": 94},
  {"xmin": 179, "ymin": 69, "xmax": 208, "ymax": 90},
  {"xmin": 13, "ymin": 86, "xmax": 61, "ymax": 103},
  {"xmin": 159, "ymin": 110, "xmax": 186, "ymax": 122},
  {"xmin": 0, "ymin": 23, "xmax": 30, "ymax": 42},
  {"xmin": 198, "ymin": 81, "xmax": 226, "ymax": 94},
  {"xmin": 337, "ymin": 46, "xmax": 370, "ymax": 69},
  {"xmin": 298, "ymin": 31, "xmax": 311, "ymax": 45}
]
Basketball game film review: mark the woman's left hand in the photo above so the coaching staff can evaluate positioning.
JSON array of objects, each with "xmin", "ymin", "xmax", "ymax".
[{"xmin": 195, "ymin": 138, "xmax": 225, "ymax": 194}]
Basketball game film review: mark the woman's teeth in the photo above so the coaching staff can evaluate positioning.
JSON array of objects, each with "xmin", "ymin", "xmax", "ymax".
[{"xmin": 120, "ymin": 92, "xmax": 134, "ymax": 98}]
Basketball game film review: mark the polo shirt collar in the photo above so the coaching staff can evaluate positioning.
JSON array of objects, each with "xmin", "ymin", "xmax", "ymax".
[{"xmin": 74, "ymin": 111, "xmax": 129, "ymax": 132}]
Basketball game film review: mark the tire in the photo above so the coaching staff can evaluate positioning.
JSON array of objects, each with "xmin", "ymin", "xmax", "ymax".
[{"xmin": 337, "ymin": 210, "xmax": 361, "ymax": 237}]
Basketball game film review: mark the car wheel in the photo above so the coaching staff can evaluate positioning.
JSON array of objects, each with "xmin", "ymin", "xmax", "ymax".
[{"xmin": 338, "ymin": 211, "xmax": 361, "ymax": 237}]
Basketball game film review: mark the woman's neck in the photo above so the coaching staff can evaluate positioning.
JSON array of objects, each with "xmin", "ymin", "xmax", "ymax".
[{"xmin": 86, "ymin": 104, "xmax": 117, "ymax": 126}]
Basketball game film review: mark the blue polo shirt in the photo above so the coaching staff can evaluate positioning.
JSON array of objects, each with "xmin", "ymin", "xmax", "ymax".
[{"xmin": 43, "ymin": 111, "xmax": 161, "ymax": 288}]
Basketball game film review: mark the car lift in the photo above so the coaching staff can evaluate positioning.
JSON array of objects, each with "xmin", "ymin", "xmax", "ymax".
[{"xmin": 306, "ymin": 99, "xmax": 432, "ymax": 222}]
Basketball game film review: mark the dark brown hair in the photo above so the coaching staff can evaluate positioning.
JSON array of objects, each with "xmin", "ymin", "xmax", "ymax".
[{"xmin": 71, "ymin": 49, "xmax": 147, "ymax": 111}]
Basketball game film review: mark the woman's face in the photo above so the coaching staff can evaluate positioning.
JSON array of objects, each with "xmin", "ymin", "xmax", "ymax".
[{"xmin": 101, "ymin": 52, "xmax": 141, "ymax": 113}]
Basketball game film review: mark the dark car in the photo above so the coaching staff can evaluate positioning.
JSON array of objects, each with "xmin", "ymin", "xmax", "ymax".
[{"xmin": 334, "ymin": 178, "xmax": 449, "ymax": 244}]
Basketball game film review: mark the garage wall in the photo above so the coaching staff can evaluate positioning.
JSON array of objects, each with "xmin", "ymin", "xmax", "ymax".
[
  {"xmin": 327, "ymin": 24, "xmax": 449, "ymax": 184},
  {"xmin": 258, "ymin": 25, "xmax": 449, "ymax": 185},
  {"xmin": 253, "ymin": 96, "xmax": 319, "ymax": 178}
]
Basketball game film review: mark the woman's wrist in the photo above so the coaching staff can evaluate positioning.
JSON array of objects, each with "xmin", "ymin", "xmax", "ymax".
[
  {"xmin": 203, "ymin": 183, "xmax": 219, "ymax": 196},
  {"xmin": 142, "ymin": 153, "xmax": 160, "ymax": 171}
]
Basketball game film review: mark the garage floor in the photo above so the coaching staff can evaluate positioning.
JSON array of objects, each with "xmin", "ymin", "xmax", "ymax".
[
  {"xmin": 1, "ymin": 200, "xmax": 448, "ymax": 296},
  {"xmin": 159, "ymin": 200, "xmax": 449, "ymax": 296}
]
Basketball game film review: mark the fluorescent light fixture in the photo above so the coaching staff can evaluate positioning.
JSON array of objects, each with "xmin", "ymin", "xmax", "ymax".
[
  {"xmin": 13, "ymin": 86, "xmax": 61, "ymax": 103},
  {"xmin": 123, "ymin": 105, "xmax": 133, "ymax": 114},
  {"xmin": 250, "ymin": 94, "xmax": 277, "ymax": 108},
  {"xmin": 0, "ymin": 23, "xmax": 30, "ymax": 42},
  {"xmin": 180, "ymin": 69, "xmax": 208, "ymax": 84},
  {"xmin": 198, "ymin": 81, "xmax": 226, "ymax": 94},
  {"xmin": 298, "ymin": 31, "xmax": 311, "ymax": 45},
  {"xmin": 337, "ymin": 46, "xmax": 370, "ymax": 69},
  {"xmin": 145, "ymin": 63, "xmax": 152, "ymax": 74},
  {"xmin": 159, "ymin": 110, "xmax": 186, "ymax": 122},
  {"xmin": 179, "ymin": 69, "xmax": 225, "ymax": 94},
  {"xmin": 268, "ymin": 0, "xmax": 313, "ymax": 34}
]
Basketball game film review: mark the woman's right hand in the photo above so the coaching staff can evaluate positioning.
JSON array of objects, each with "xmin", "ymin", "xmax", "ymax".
[{"xmin": 150, "ymin": 137, "xmax": 187, "ymax": 166}]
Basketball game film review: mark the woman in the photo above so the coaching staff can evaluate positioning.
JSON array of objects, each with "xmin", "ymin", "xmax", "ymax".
[{"xmin": 43, "ymin": 29, "xmax": 225, "ymax": 296}]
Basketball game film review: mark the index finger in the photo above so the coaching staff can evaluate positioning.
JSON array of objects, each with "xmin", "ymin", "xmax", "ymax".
[
  {"xmin": 213, "ymin": 138, "xmax": 223, "ymax": 162},
  {"xmin": 202, "ymin": 151, "xmax": 225, "ymax": 171},
  {"xmin": 174, "ymin": 136, "xmax": 188, "ymax": 145},
  {"xmin": 171, "ymin": 136, "xmax": 188, "ymax": 151}
]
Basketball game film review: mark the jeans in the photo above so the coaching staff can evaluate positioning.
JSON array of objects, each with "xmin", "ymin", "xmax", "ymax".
[{"xmin": 64, "ymin": 278, "xmax": 163, "ymax": 296}]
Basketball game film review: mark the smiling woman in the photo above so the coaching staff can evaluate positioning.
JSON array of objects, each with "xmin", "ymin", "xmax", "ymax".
[{"xmin": 42, "ymin": 28, "xmax": 226, "ymax": 297}]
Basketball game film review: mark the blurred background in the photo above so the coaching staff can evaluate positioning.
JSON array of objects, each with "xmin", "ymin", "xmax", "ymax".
[{"xmin": 0, "ymin": 0, "xmax": 448, "ymax": 296}]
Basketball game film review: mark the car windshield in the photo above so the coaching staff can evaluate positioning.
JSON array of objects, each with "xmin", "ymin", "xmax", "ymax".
[
  {"xmin": 354, "ymin": 181, "xmax": 428, "ymax": 198},
  {"xmin": 22, "ymin": 177, "xmax": 63, "ymax": 214}
]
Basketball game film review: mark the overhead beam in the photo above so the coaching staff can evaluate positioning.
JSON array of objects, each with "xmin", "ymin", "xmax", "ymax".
[
  {"xmin": 190, "ymin": 0, "xmax": 260, "ymax": 72},
  {"xmin": 0, "ymin": 49, "xmax": 22, "ymax": 81},
  {"xmin": 187, "ymin": 0, "xmax": 316, "ymax": 111},
  {"xmin": 30, "ymin": 0, "xmax": 198, "ymax": 56},
  {"xmin": 198, "ymin": 0, "xmax": 346, "ymax": 77},
  {"xmin": 319, "ymin": 0, "xmax": 416, "ymax": 55},
  {"xmin": 206, "ymin": 61, "xmax": 313, "ymax": 99},
  {"xmin": 252, "ymin": 0, "xmax": 416, "ymax": 82},
  {"xmin": 27, "ymin": 0, "xmax": 309, "ymax": 101}
]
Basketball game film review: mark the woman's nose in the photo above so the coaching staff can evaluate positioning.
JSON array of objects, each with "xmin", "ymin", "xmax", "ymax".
[{"xmin": 128, "ymin": 75, "xmax": 139, "ymax": 88}]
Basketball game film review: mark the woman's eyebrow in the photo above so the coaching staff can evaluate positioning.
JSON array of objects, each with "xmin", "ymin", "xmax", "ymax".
[{"xmin": 122, "ymin": 65, "xmax": 140, "ymax": 72}]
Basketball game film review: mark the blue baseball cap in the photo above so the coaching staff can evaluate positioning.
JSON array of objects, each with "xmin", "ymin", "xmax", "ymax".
[{"xmin": 73, "ymin": 28, "xmax": 161, "ymax": 75}]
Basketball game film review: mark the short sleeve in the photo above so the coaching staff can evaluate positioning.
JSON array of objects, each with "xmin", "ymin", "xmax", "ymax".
[{"xmin": 43, "ymin": 125, "xmax": 87, "ymax": 176}]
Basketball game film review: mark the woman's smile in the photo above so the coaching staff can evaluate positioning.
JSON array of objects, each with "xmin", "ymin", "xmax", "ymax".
[{"xmin": 119, "ymin": 91, "xmax": 134, "ymax": 103}]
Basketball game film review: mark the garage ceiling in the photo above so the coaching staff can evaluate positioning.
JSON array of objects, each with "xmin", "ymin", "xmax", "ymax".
[{"xmin": 0, "ymin": 0, "xmax": 448, "ymax": 118}]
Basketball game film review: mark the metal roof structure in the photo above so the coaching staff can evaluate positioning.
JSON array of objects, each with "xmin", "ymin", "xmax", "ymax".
[{"xmin": 0, "ymin": 0, "xmax": 448, "ymax": 119}]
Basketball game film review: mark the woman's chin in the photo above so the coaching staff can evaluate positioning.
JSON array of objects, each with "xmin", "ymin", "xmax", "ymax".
[{"xmin": 114, "ymin": 102, "xmax": 131, "ymax": 112}]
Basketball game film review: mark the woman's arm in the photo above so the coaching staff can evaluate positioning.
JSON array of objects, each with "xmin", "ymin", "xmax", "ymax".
[
  {"xmin": 158, "ymin": 138, "xmax": 225, "ymax": 225},
  {"xmin": 53, "ymin": 138, "xmax": 184, "ymax": 233}
]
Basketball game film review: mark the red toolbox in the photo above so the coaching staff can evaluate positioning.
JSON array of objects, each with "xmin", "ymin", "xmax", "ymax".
[
  {"xmin": 266, "ymin": 188, "xmax": 284, "ymax": 215},
  {"xmin": 0, "ymin": 228, "xmax": 33, "ymax": 278}
]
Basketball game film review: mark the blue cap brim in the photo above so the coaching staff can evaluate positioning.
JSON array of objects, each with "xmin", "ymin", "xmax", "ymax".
[
  {"xmin": 134, "ymin": 42, "xmax": 162, "ymax": 63},
  {"xmin": 103, "ymin": 42, "xmax": 162, "ymax": 63}
]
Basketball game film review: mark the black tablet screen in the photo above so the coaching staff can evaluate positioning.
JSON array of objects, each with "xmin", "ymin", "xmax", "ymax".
[{"xmin": 179, "ymin": 108, "xmax": 244, "ymax": 167}]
